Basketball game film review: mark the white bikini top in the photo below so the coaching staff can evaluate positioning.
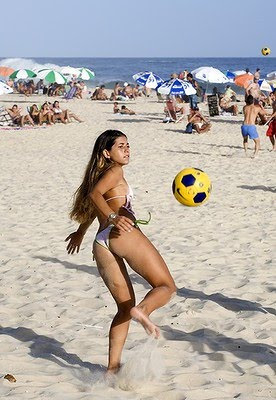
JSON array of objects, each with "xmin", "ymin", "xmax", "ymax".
[{"xmin": 106, "ymin": 184, "xmax": 135, "ymax": 216}]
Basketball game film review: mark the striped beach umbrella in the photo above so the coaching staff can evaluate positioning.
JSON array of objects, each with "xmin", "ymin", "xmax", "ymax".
[
  {"xmin": 37, "ymin": 69, "xmax": 67, "ymax": 84},
  {"xmin": 9, "ymin": 69, "xmax": 37, "ymax": 80},
  {"xmin": 61, "ymin": 66, "xmax": 80, "ymax": 77},
  {"xmin": 226, "ymin": 70, "xmax": 236, "ymax": 82},
  {"xmin": 77, "ymin": 68, "xmax": 95, "ymax": 80},
  {"xmin": 258, "ymin": 79, "xmax": 273, "ymax": 92},
  {"xmin": 133, "ymin": 71, "xmax": 163, "ymax": 89},
  {"xmin": 157, "ymin": 78, "xmax": 196, "ymax": 96}
]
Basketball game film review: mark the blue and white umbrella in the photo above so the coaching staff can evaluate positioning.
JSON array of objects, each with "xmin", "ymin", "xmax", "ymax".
[
  {"xmin": 133, "ymin": 71, "xmax": 163, "ymax": 89},
  {"xmin": 226, "ymin": 70, "xmax": 236, "ymax": 82},
  {"xmin": 258, "ymin": 79, "xmax": 273, "ymax": 92},
  {"xmin": 157, "ymin": 78, "xmax": 196, "ymax": 96}
]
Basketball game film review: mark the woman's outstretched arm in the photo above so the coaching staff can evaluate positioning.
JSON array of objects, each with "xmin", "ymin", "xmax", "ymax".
[{"xmin": 65, "ymin": 215, "xmax": 96, "ymax": 254}]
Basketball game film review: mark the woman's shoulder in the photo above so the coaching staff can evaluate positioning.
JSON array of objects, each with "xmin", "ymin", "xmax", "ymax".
[{"xmin": 107, "ymin": 165, "xmax": 124, "ymax": 177}]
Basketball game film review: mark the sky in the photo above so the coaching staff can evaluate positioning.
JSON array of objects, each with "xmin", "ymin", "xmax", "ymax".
[{"xmin": 0, "ymin": 0, "xmax": 275, "ymax": 58}]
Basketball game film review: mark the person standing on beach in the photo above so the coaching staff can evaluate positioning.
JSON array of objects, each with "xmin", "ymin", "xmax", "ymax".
[
  {"xmin": 241, "ymin": 95, "xmax": 266, "ymax": 158},
  {"xmin": 266, "ymin": 90, "xmax": 276, "ymax": 151},
  {"xmin": 254, "ymin": 68, "xmax": 260, "ymax": 81},
  {"xmin": 65, "ymin": 130, "xmax": 176, "ymax": 374},
  {"xmin": 246, "ymin": 77, "xmax": 261, "ymax": 102}
]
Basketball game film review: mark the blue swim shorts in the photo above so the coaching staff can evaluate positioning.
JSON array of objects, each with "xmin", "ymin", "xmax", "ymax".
[{"xmin": 241, "ymin": 125, "xmax": 259, "ymax": 139}]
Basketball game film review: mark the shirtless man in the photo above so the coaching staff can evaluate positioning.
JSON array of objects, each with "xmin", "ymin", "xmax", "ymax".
[
  {"xmin": 246, "ymin": 77, "xmax": 261, "ymax": 102},
  {"xmin": 241, "ymin": 95, "xmax": 267, "ymax": 158},
  {"xmin": 188, "ymin": 107, "xmax": 211, "ymax": 133},
  {"xmin": 6, "ymin": 104, "xmax": 34, "ymax": 127}
]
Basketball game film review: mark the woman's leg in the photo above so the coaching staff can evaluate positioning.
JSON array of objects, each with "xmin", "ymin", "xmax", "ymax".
[
  {"xmin": 93, "ymin": 242, "xmax": 135, "ymax": 373},
  {"xmin": 69, "ymin": 112, "xmax": 83, "ymax": 123},
  {"xmin": 109, "ymin": 229, "xmax": 177, "ymax": 337}
]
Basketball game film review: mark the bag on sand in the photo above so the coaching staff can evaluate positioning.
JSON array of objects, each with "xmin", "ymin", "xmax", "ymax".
[{"xmin": 184, "ymin": 122, "xmax": 193, "ymax": 133}]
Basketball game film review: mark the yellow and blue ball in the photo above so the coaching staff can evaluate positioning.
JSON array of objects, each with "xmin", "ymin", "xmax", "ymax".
[
  {"xmin": 261, "ymin": 47, "xmax": 271, "ymax": 56},
  {"xmin": 172, "ymin": 167, "xmax": 212, "ymax": 206}
]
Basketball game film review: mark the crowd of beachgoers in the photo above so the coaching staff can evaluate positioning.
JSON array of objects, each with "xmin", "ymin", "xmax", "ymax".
[{"xmin": 1, "ymin": 66, "xmax": 275, "ymax": 152}]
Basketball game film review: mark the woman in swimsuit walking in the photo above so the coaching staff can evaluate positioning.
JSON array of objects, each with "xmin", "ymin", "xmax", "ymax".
[{"xmin": 65, "ymin": 129, "xmax": 176, "ymax": 374}]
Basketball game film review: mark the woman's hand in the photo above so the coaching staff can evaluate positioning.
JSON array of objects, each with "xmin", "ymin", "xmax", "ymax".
[
  {"xmin": 65, "ymin": 231, "xmax": 84, "ymax": 254},
  {"xmin": 112, "ymin": 215, "xmax": 134, "ymax": 233}
]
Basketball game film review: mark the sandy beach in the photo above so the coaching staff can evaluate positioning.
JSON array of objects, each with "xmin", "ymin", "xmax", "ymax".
[{"xmin": 0, "ymin": 92, "xmax": 275, "ymax": 400}]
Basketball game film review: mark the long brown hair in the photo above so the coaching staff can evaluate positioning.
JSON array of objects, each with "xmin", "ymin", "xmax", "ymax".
[{"xmin": 70, "ymin": 129, "xmax": 127, "ymax": 223}]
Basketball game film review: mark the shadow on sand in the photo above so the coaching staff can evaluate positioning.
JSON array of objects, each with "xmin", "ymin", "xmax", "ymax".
[
  {"xmin": 177, "ymin": 287, "xmax": 276, "ymax": 316},
  {"xmin": 238, "ymin": 185, "xmax": 276, "ymax": 193},
  {"xmin": 162, "ymin": 325, "xmax": 276, "ymax": 373},
  {"xmin": 0, "ymin": 325, "xmax": 104, "ymax": 373}
]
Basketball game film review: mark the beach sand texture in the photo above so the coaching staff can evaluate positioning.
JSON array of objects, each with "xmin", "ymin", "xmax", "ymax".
[{"xmin": 0, "ymin": 93, "xmax": 275, "ymax": 400}]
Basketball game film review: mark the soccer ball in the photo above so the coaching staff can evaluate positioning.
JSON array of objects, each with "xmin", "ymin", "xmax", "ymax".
[
  {"xmin": 261, "ymin": 47, "xmax": 271, "ymax": 56},
  {"xmin": 172, "ymin": 167, "xmax": 212, "ymax": 206}
]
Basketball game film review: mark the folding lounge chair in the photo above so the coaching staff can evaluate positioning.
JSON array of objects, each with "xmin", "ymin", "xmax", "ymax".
[
  {"xmin": 64, "ymin": 86, "xmax": 77, "ymax": 100},
  {"xmin": 0, "ymin": 107, "xmax": 14, "ymax": 126}
]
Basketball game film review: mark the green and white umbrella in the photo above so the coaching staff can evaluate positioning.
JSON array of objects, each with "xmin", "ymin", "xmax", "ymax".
[
  {"xmin": 61, "ymin": 66, "xmax": 80, "ymax": 77},
  {"xmin": 9, "ymin": 69, "xmax": 37, "ymax": 80},
  {"xmin": 77, "ymin": 68, "xmax": 95, "ymax": 80},
  {"xmin": 37, "ymin": 69, "xmax": 67, "ymax": 84}
]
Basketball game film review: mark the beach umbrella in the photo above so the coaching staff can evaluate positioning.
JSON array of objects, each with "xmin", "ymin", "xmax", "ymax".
[
  {"xmin": 234, "ymin": 73, "xmax": 253, "ymax": 88},
  {"xmin": 0, "ymin": 66, "xmax": 14, "ymax": 77},
  {"xmin": 267, "ymin": 79, "xmax": 276, "ymax": 88},
  {"xmin": 36, "ymin": 69, "xmax": 67, "ymax": 84},
  {"xmin": 9, "ymin": 69, "xmax": 37, "ymax": 80},
  {"xmin": 267, "ymin": 71, "xmax": 276, "ymax": 80},
  {"xmin": 233, "ymin": 70, "xmax": 247, "ymax": 76},
  {"xmin": 258, "ymin": 79, "xmax": 273, "ymax": 92},
  {"xmin": 157, "ymin": 78, "xmax": 196, "ymax": 96},
  {"xmin": 191, "ymin": 67, "xmax": 229, "ymax": 84},
  {"xmin": 77, "ymin": 68, "xmax": 95, "ymax": 80},
  {"xmin": 226, "ymin": 70, "xmax": 236, "ymax": 81},
  {"xmin": 133, "ymin": 71, "xmax": 163, "ymax": 89},
  {"xmin": 0, "ymin": 81, "xmax": 13, "ymax": 95},
  {"xmin": 61, "ymin": 66, "xmax": 80, "ymax": 77}
]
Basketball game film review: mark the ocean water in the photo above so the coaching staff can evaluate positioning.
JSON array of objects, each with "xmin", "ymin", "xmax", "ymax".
[{"xmin": 0, "ymin": 57, "xmax": 275, "ymax": 90}]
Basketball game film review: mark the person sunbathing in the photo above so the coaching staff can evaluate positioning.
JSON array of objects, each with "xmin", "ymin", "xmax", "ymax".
[
  {"xmin": 97, "ymin": 85, "xmax": 108, "ymax": 100},
  {"xmin": 52, "ymin": 100, "xmax": 67, "ymax": 124},
  {"xmin": 219, "ymin": 95, "xmax": 238, "ymax": 116},
  {"xmin": 52, "ymin": 100, "xmax": 83, "ymax": 123},
  {"xmin": 29, "ymin": 104, "xmax": 40, "ymax": 124},
  {"xmin": 39, "ymin": 103, "xmax": 54, "ymax": 125},
  {"xmin": 6, "ymin": 104, "xmax": 34, "ymax": 127},
  {"xmin": 188, "ymin": 107, "xmax": 211, "ymax": 133},
  {"xmin": 113, "ymin": 102, "xmax": 120, "ymax": 114},
  {"xmin": 120, "ymin": 105, "xmax": 135, "ymax": 115}
]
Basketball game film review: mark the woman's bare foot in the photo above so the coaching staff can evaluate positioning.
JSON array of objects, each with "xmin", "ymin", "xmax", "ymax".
[
  {"xmin": 106, "ymin": 365, "xmax": 120, "ymax": 375},
  {"xmin": 130, "ymin": 306, "xmax": 160, "ymax": 338}
]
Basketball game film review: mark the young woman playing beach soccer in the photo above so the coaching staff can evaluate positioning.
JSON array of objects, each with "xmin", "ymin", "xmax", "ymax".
[{"xmin": 65, "ymin": 129, "xmax": 176, "ymax": 374}]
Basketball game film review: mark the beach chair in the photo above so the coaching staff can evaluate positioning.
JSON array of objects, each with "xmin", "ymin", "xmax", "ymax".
[
  {"xmin": 0, "ymin": 107, "xmax": 14, "ymax": 126},
  {"xmin": 64, "ymin": 86, "xmax": 77, "ymax": 100},
  {"xmin": 164, "ymin": 100, "xmax": 185, "ymax": 123}
]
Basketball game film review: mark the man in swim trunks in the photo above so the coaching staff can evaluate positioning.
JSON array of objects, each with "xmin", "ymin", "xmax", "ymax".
[{"xmin": 241, "ymin": 95, "xmax": 267, "ymax": 158}]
